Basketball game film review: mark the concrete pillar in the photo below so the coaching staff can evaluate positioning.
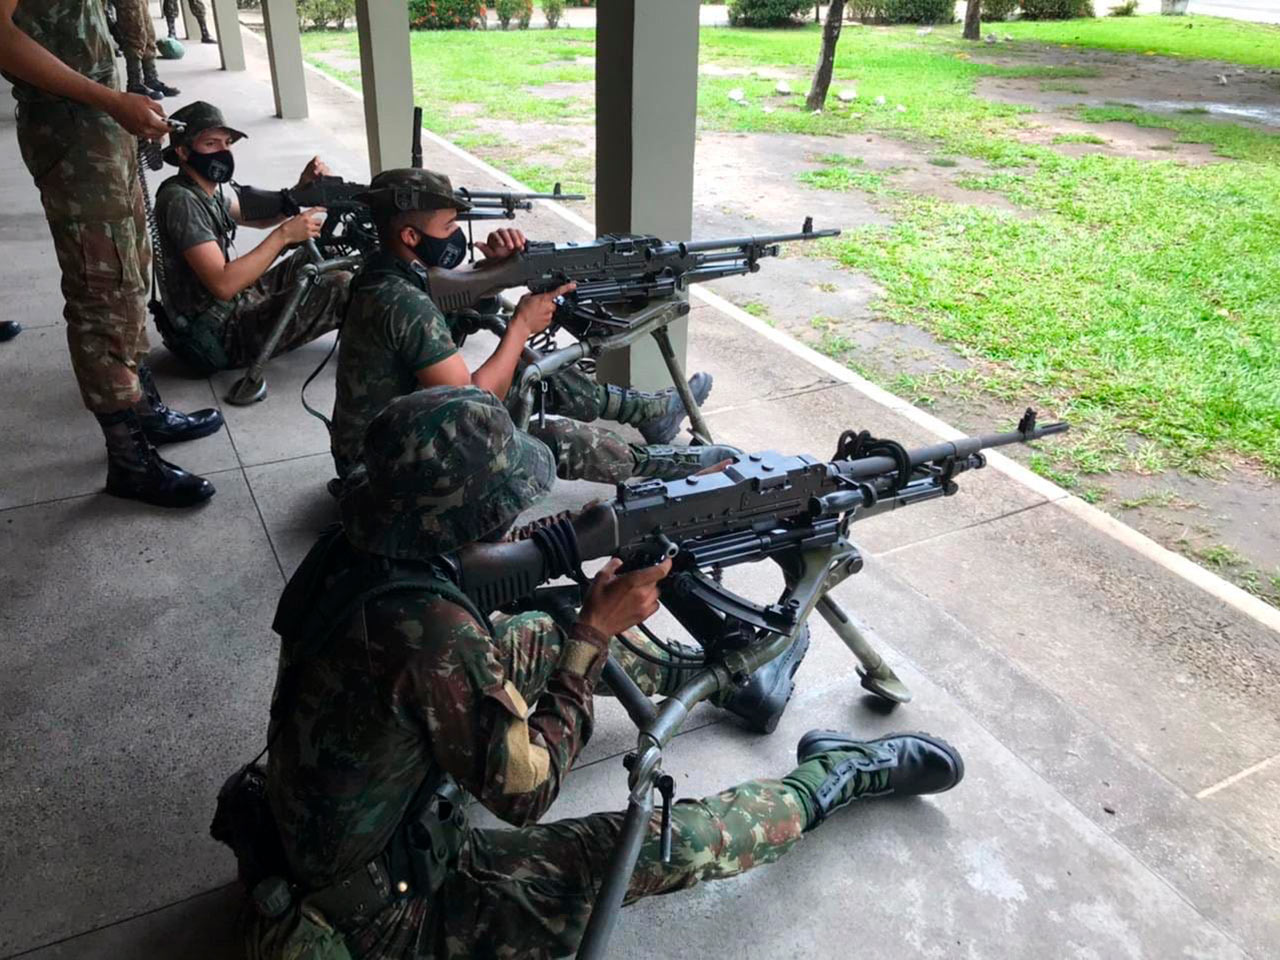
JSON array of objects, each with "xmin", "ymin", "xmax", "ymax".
[
  {"xmin": 594, "ymin": 0, "xmax": 699, "ymax": 391},
  {"xmin": 355, "ymin": 0, "xmax": 414, "ymax": 177},
  {"xmin": 260, "ymin": 0, "xmax": 309, "ymax": 119},
  {"xmin": 210, "ymin": 0, "xmax": 246, "ymax": 72},
  {"xmin": 179, "ymin": 0, "xmax": 200, "ymax": 40}
]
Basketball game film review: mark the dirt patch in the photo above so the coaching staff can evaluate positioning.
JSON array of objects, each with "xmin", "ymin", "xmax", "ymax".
[
  {"xmin": 1011, "ymin": 111, "xmax": 1221, "ymax": 164},
  {"xmin": 449, "ymin": 103, "xmax": 483, "ymax": 117},
  {"xmin": 520, "ymin": 82, "xmax": 594, "ymax": 101},
  {"xmin": 975, "ymin": 45, "xmax": 1280, "ymax": 128},
  {"xmin": 699, "ymin": 63, "xmax": 800, "ymax": 82}
]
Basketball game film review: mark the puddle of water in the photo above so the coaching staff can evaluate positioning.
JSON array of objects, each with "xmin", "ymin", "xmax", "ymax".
[{"xmin": 1129, "ymin": 99, "xmax": 1280, "ymax": 128}]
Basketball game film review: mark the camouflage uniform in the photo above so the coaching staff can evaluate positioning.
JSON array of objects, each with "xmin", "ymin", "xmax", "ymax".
[
  {"xmin": 261, "ymin": 388, "xmax": 820, "ymax": 960},
  {"xmin": 162, "ymin": 0, "xmax": 210, "ymax": 27},
  {"xmin": 152, "ymin": 105, "xmax": 352, "ymax": 374},
  {"xmin": 331, "ymin": 250, "xmax": 639, "ymax": 484},
  {"xmin": 111, "ymin": 0, "xmax": 158, "ymax": 62},
  {"xmin": 6, "ymin": 1, "xmax": 150, "ymax": 413}
]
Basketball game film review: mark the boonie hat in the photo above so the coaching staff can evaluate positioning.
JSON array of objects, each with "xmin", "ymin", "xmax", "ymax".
[
  {"xmin": 340, "ymin": 386, "xmax": 555, "ymax": 558},
  {"xmin": 162, "ymin": 101, "xmax": 248, "ymax": 166},
  {"xmin": 354, "ymin": 167, "xmax": 473, "ymax": 214}
]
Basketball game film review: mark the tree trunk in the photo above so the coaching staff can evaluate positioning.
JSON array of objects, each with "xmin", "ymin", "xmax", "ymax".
[
  {"xmin": 963, "ymin": 0, "xmax": 981, "ymax": 41},
  {"xmin": 806, "ymin": 0, "xmax": 845, "ymax": 112},
  {"xmin": 815, "ymin": 2, "xmax": 821, "ymax": 23}
]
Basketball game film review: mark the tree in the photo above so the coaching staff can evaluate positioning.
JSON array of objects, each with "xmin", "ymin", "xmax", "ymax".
[
  {"xmin": 805, "ymin": 0, "xmax": 845, "ymax": 112},
  {"xmin": 963, "ymin": 0, "xmax": 981, "ymax": 40}
]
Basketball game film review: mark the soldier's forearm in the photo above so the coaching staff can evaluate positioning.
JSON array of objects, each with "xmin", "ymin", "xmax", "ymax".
[
  {"xmin": 0, "ymin": 16, "xmax": 119, "ymax": 113},
  {"xmin": 470, "ymin": 318, "xmax": 531, "ymax": 399}
]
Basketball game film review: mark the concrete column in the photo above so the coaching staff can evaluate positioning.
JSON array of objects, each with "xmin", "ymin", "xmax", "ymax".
[
  {"xmin": 355, "ymin": 0, "xmax": 415, "ymax": 177},
  {"xmin": 210, "ymin": 0, "xmax": 246, "ymax": 72},
  {"xmin": 594, "ymin": 0, "xmax": 699, "ymax": 391},
  {"xmin": 179, "ymin": 0, "xmax": 200, "ymax": 40},
  {"xmin": 260, "ymin": 0, "xmax": 309, "ymax": 119}
]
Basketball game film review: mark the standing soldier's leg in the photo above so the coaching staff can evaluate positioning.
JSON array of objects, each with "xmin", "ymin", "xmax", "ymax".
[
  {"xmin": 113, "ymin": 0, "xmax": 160, "ymax": 99},
  {"xmin": 528, "ymin": 418, "xmax": 739, "ymax": 485},
  {"xmin": 427, "ymin": 732, "xmax": 964, "ymax": 958},
  {"xmin": 137, "ymin": 0, "xmax": 181, "ymax": 98},
  {"xmin": 162, "ymin": 0, "xmax": 179, "ymax": 38},
  {"xmin": 15, "ymin": 105, "xmax": 218, "ymax": 507},
  {"xmin": 189, "ymin": 0, "xmax": 217, "ymax": 42}
]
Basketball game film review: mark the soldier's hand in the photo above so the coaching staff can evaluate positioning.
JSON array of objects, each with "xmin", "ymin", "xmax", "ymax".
[
  {"xmin": 296, "ymin": 156, "xmax": 331, "ymax": 188},
  {"xmin": 474, "ymin": 228, "xmax": 526, "ymax": 261},
  {"xmin": 578, "ymin": 557, "xmax": 672, "ymax": 638},
  {"xmin": 277, "ymin": 207, "xmax": 326, "ymax": 245},
  {"xmin": 109, "ymin": 92, "xmax": 170, "ymax": 139},
  {"xmin": 513, "ymin": 282, "xmax": 575, "ymax": 337}
]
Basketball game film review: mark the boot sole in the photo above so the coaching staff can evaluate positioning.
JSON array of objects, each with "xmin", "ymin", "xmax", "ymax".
[
  {"xmin": 105, "ymin": 480, "xmax": 216, "ymax": 508},
  {"xmin": 639, "ymin": 373, "xmax": 714, "ymax": 445},
  {"xmin": 725, "ymin": 626, "xmax": 811, "ymax": 735},
  {"xmin": 797, "ymin": 729, "xmax": 965, "ymax": 790}
]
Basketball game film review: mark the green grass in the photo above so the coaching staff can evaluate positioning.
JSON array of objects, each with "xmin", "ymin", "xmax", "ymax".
[
  {"xmin": 996, "ymin": 15, "xmax": 1280, "ymax": 68},
  {"xmin": 1051, "ymin": 132, "xmax": 1107, "ymax": 145}
]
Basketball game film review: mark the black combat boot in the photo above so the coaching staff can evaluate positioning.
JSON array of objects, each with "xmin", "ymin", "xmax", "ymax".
[
  {"xmin": 200, "ymin": 23, "xmax": 216, "ymax": 43},
  {"xmin": 714, "ymin": 625, "xmax": 810, "ymax": 734},
  {"xmin": 135, "ymin": 364, "xmax": 225, "ymax": 445},
  {"xmin": 601, "ymin": 373, "xmax": 714, "ymax": 445},
  {"xmin": 0, "ymin": 321, "xmax": 20, "ymax": 342},
  {"xmin": 785, "ymin": 730, "xmax": 965, "ymax": 829},
  {"xmin": 166, "ymin": 15, "xmax": 178, "ymax": 38},
  {"xmin": 142, "ymin": 60, "xmax": 180, "ymax": 98},
  {"xmin": 124, "ymin": 57, "xmax": 163, "ymax": 100},
  {"xmin": 631, "ymin": 443, "xmax": 740, "ymax": 480},
  {"xmin": 96, "ymin": 409, "xmax": 216, "ymax": 508}
]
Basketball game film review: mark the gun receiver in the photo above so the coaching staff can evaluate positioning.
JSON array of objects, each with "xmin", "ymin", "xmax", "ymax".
[
  {"xmin": 426, "ymin": 219, "xmax": 841, "ymax": 332},
  {"xmin": 449, "ymin": 410, "xmax": 1068, "ymax": 640}
]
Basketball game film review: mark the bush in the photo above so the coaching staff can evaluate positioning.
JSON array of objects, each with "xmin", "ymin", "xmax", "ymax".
[
  {"xmin": 1107, "ymin": 0, "xmax": 1138, "ymax": 14},
  {"xmin": 407, "ymin": 0, "xmax": 487, "ymax": 30},
  {"xmin": 297, "ymin": 0, "xmax": 354, "ymax": 30},
  {"xmin": 543, "ymin": 0, "xmax": 564, "ymax": 28},
  {"xmin": 848, "ymin": 0, "xmax": 954, "ymax": 23},
  {"xmin": 726, "ymin": 0, "xmax": 812, "ymax": 27},
  {"xmin": 1020, "ymin": 0, "xmax": 1095, "ymax": 18},
  {"xmin": 494, "ymin": 0, "xmax": 530, "ymax": 28},
  {"xmin": 981, "ymin": 0, "xmax": 1020, "ymax": 19}
]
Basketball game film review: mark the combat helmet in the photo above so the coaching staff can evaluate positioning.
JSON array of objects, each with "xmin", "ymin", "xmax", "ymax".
[{"xmin": 340, "ymin": 386, "xmax": 555, "ymax": 558}]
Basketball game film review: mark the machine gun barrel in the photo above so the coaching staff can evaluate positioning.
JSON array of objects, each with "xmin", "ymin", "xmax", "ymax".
[{"xmin": 651, "ymin": 226, "xmax": 840, "ymax": 257}]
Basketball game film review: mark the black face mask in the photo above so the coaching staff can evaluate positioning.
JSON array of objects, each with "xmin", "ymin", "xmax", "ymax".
[
  {"xmin": 414, "ymin": 226, "xmax": 468, "ymax": 269},
  {"xmin": 187, "ymin": 148, "xmax": 235, "ymax": 184}
]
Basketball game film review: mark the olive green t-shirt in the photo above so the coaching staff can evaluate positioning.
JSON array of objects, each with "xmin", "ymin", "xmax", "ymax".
[
  {"xmin": 330, "ymin": 252, "xmax": 459, "ymax": 478},
  {"xmin": 154, "ymin": 173, "xmax": 238, "ymax": 320}
]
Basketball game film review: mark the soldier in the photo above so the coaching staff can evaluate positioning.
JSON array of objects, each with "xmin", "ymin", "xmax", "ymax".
[
  {"xmin": 1, "ymin": 0, "xmax": 222, "ymax": 509},
  {"xmin": 162, "ymin": 0, "xmax": 215, "ymax": 43},
  {"xmin": 330, "ymin": 168, "xmax": 735, "ymax": 488},
  {"xmin": 110, "ymin": 0, "xmax": 180, "ymax": 100},
  {"xmin": 248, "ymin": 387, "xmax": 965, "ymax": 959},
  {"xmin": 152, "ymin": 101, "xmax": 353, "ymax": 374}
]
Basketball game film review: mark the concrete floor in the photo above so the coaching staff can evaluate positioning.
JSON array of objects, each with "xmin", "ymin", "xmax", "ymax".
[{"xmin": 2, "ymin": 19, "xmax": 1279, "ymax": 960}]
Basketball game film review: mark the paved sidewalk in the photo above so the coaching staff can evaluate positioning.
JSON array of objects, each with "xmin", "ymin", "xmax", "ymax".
[{"xmin": 1, "ymin": 17, "xmax": 1279, "ymax": 960}]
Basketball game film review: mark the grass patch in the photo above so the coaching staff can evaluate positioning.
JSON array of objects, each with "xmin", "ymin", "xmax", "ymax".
[
  {"xmin": 1041, "ymin": 81, "xmax": 1090, "ymax": 94},
  {"xmin": 742, "ymin": 301, "xmax": 769, "ymax": 318},
  {"xmin": 1077, "ymin": 104, "xmax": 1280, "ymax": 163},
  {"xmin": 996, "ymin": 15, "xmax": 1280, "ymax": 68},
  {"xmin": 798, "ymin": 155, "xmax": 890, "ymax": 193},
  {"xmin": 1051, "ymin": 132, "xmax": 1107, "ymax": 145}
]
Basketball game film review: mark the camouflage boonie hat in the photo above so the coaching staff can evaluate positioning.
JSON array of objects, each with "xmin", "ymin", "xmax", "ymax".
[
  {"xmin": 354, "ymin": 167, "xmax": 473, "ymax": 214},
  {"xmin": 341, "ymin": 386, "xmax": 555, "ymax": 558},
  {"xmin": 162, "ymin": 101, "xmax": 247, "ymax": 166}
]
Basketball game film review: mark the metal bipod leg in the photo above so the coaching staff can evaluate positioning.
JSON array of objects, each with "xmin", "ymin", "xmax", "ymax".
[
  {"xmin": 816, "ymin": 594, "xmax": 912, "ymax": 704},
  {"xmin": 650, "ymin": 325, "xmax": 713, "ymax": 446}
]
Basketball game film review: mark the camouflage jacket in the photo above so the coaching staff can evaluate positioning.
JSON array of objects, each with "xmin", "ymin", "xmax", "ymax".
[
  {"xmin": 6, "ymin": 1, "xmax": 117, "ymax": 104},
  {"xmin": 330, "ymin": 252, "xmax": 460, "ymax": 479},
  {"xmin": 266, "ymin": 532, "xmax": 609, "ymax": 889}
]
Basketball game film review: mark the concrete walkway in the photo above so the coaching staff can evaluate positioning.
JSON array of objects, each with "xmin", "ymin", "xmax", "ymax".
[{"xmin": 2, "ymin": 18, "xmax": 1279, "ymax": 960}]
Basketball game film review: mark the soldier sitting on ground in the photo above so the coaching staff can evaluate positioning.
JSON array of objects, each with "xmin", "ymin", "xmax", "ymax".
[
  {"xmin": 330, "ymin": 167, "xmax": 734, "ymax": 489},
  {"xmin": 237, "ymin": 386, "xmax": 965, "ymax": 959},
  {"xmin": 152, "ymin": 101, "xmax": 354, "ymax": 374}
]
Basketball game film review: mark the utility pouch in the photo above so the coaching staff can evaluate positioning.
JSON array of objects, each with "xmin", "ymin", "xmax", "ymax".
[
  {"xmin": 160, "ymin": 303, "xmax": 235, "ymax": 374},
  {"xmin": 387, "ymin": 777, "xmax": 469, "ymax": 901},
  {"xmin": 210, "ymin": 763, "xmax": 290, "ymax": 893}
]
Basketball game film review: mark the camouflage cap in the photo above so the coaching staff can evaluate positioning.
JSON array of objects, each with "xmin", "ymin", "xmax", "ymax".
[
  {"xmin": 162, "ymin": 101, "xmax": 247, "ymax": 166},
  {"xmin": 340, "ymin": 386, "xmax": 555, "ymax": 558},
  {"xmin": 354, "ymin": 167, "xmax": 473, "ymax": 215}
]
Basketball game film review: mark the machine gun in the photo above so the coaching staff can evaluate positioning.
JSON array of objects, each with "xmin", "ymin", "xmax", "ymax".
[
  {"xmin": 443, "ymin": 410, "xmax": 1068, "ymax": 959},
  {"xmin": 426, "ymin": 219, "xmax": 840, "ymax": 340}
]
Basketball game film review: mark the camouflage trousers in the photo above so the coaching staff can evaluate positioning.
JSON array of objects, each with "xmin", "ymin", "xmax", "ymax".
[
  {"xmin": 526, "ymin": 417, "xmax": 639, "ymax": 485},
  {"xmin": 162, "ymin": 249, "xmax": 352, "ymax": 373},
  {"xmin": 16, "ymin": 102, "xmax": 150, "ymax": 413},
  {"xmin": 112, "ymin": 0, "xmax": 158, "ymax": 61},
  {"xmin": 162, "ymin": 0, "xmax": 209, "ymax": 26},
  {"xmin": 339, "ymin": 613, "xmax": 811, "ymax": 960}
]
